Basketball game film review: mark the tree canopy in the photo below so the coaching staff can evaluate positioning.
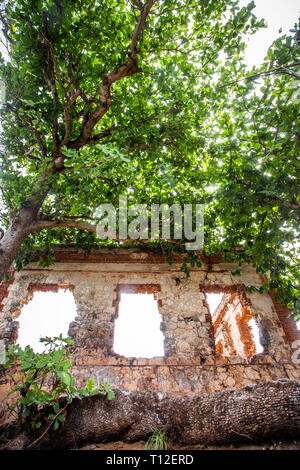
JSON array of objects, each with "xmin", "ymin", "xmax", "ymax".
[{"xmin": 0, "ymin": 0, "xmax": 299, "ymax": 318}]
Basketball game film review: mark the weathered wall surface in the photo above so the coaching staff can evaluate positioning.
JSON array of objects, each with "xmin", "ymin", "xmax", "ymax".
[{"xmin": 0, "ymin": 249, "xmax": 299, "ymax": 423}]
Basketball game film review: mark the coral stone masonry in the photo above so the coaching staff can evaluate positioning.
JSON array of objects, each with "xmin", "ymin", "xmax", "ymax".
[{"xmin": 0, "ymin": 248, "xmax": 299, "ymax": 424}]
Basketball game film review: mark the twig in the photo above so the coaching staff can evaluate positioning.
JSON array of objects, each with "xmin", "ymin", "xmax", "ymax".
[
  {"xmin": 25, "ymin": 405, "xmax": 67, "ymax": 449},
  {"xmin": 217, "ymin": 62, "xmax": 300, "ymax": 90},
  {"xmin": 231, "ymin": 429, "xmax": 254, "ymax": 441}
]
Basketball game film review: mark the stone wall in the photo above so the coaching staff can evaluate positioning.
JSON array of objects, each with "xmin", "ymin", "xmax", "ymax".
[{"xmin": 0, "ymin": 248, "xmax": 299, "ymax": 423}]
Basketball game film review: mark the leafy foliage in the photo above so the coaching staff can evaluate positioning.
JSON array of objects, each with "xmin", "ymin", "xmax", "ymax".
[
  {"xmin": 4, "ymin": 335, "xmax": 115, "ymax": 431},
  {"xmin": 0, "ymin": 1, "xmax": 299, "ymax": 318}
]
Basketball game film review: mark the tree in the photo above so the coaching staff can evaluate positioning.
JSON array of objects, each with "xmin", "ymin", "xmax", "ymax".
[
  {"xmin": 203, "ymin": 27, "xmax": 300, "ymax": 318},
  {"xmin": 0, "ymin": 1, "xmax": 299, "ymax": 318}
]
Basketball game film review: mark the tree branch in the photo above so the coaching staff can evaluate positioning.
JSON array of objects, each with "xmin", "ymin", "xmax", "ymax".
[
  {"xmin": 217, "ymin": 62, "xmax": 300, "ymax": 90},
  {"xmin": 130, "ymin": 0, "xmax": 154, "ymax": 56},
  {"xmin": 86, "ymin": 125, "xmax": 118, "ymax": 145},
  {"xmin": 29, "ymin": 217, "xmax": 185, "ymax": 246},
  {"xmin": 60, "ymin": 89, "xmax": 81, "ymax": 147},
  {"xmin": 30, "ymin": 219, "xmax": 97, "ymax": 233},
  {"xmin": 42, "ymin": 14, "xmax": 59, "ymax": 107},
  {"xmin": 59, "ymin": 164, "xmax": 116, "ymax": 184},
  {"xmin": 235, "ymin": 177, "xmax": 299, "ymax": 211},
  {"xmin": 130, "ymin": 0, "xmax": 143, "ymax": 11},
  {"xmin": 68, "ymin": 0, "xmax": 154, "ymax": 150},
  {"xmin": 30, "ymin": 123, "xmax": 48, "ymax": 159}
]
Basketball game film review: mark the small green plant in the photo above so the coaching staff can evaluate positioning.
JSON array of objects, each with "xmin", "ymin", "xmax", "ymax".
[
  {"xmin": 4, "ymin": 335, "xmax": 115, "ymax": 432},
  {"xmin": 145, "ymin": 427, "xmax": 169, "ymax": 450}
]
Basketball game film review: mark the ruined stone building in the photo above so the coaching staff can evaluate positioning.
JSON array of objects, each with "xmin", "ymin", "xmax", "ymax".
[
  {"xmin": 1, "ymin": 249, "xmax": 299, "ymax": 402},
  {"xmin": 0, "ymin": 248, "xmax": 300, "ymax": 448}
]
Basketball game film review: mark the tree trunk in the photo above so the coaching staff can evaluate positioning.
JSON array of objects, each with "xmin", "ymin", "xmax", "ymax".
[
  {"xmin": 0, "ymin": 205, "xmax": 40, "ymax": 281},
  {"xmin": 1, "ymin": 379, "xmax": 300, "ymax": 450}
]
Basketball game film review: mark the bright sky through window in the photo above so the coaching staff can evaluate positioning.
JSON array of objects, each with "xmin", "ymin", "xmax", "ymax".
[
  {"xmin": 206, "ymin": 293, "xmax": 224, "ymax": 315},
  {"xmin": 113, "ymin": 293, "xmax": 164, "ymax": 358},
  {"xmin": 248, "ymin": 317, "xmax": 264, "ymax": 353},
  {"xmin": 17, "ymin": 290, "xmax": 77, "ymax": 353}
]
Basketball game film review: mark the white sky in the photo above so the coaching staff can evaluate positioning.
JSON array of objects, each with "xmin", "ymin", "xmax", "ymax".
[
  {"xmin": 113, "ymin": 293, "xmax": 165, "ymax": 358},
  {"xmin": 17, "ymin": 290, "xmax": 76, "ymax": 353},
  {"xmin": 240, "ymin": 0, "xmax": 300, "ymax": 68},
  {"xmin": 249, "ymin": 317, "xmax": 264, "ymax": 353},
  {"xmin": 206, "ymin": 293, "xmax": 223, "ymax": 315}
]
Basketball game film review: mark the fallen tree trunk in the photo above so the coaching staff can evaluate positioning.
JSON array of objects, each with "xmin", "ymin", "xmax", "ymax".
[{"xmin": 1, "ymin": 379, "xmax": 300, "ymax": 450}]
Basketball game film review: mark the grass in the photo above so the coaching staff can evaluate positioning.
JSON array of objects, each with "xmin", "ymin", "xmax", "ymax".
[{"xmin": 145, "ymin": 427, "xmax": 169, "ymax": 450}]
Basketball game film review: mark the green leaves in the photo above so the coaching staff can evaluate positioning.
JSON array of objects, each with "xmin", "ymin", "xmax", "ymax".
[
  {"xmin": 98, "ymin": 381, "xmax": 115, "ymax": 400},
  {"xmin": 85, "ymin": 378, "xmax": 95, "ymax": 392},
  {"xmin": 107, "ymin": 390, "xmax": 115, "ymax": 401},
  {"xmin": 53, "ymin": 402, "xmax": 59, "ymax": 414},
  {"xmin": 5, "ymin": 336, "xmax": 115, "ymax": 432},
  {"xmin": 57, "ymin": 371, "xmax": 71, "ymax": 385},
  {"xmin": 53, "ymin": 419, "xmax": 60, "ymax": 431},
  {"xmin": 0, "ymin": 1, "xmax": 298, "ymax": 320}
]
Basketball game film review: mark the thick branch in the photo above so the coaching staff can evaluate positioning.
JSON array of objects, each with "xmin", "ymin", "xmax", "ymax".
[
  {"xmin": 68, "ymin": 0, "xmax": 154, "ymax": 150},
  {"xmin": 31, "ymin": 125, "xmax": 48, "ymax": 159},
  {"xmin": 2, "ymin": 380, "xmax": 300, "ymax": 450},
  {"xmin": 130, "ymin": 0, "xmax": 154, "ymax": 56},
  {"xmin": 30, "ymin": 219, "xmax": 97, "ymax": 233},
  {"xmin": 60, "ymin": 89, "xmax": 81, "ymax": 147},
  {"xmin": 29, "ymin": 218, "xmax": 185, "ymax": 246},
  {"xmin": 29, "ymin": 218, "xmax": 145, "ymax": 245}
]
